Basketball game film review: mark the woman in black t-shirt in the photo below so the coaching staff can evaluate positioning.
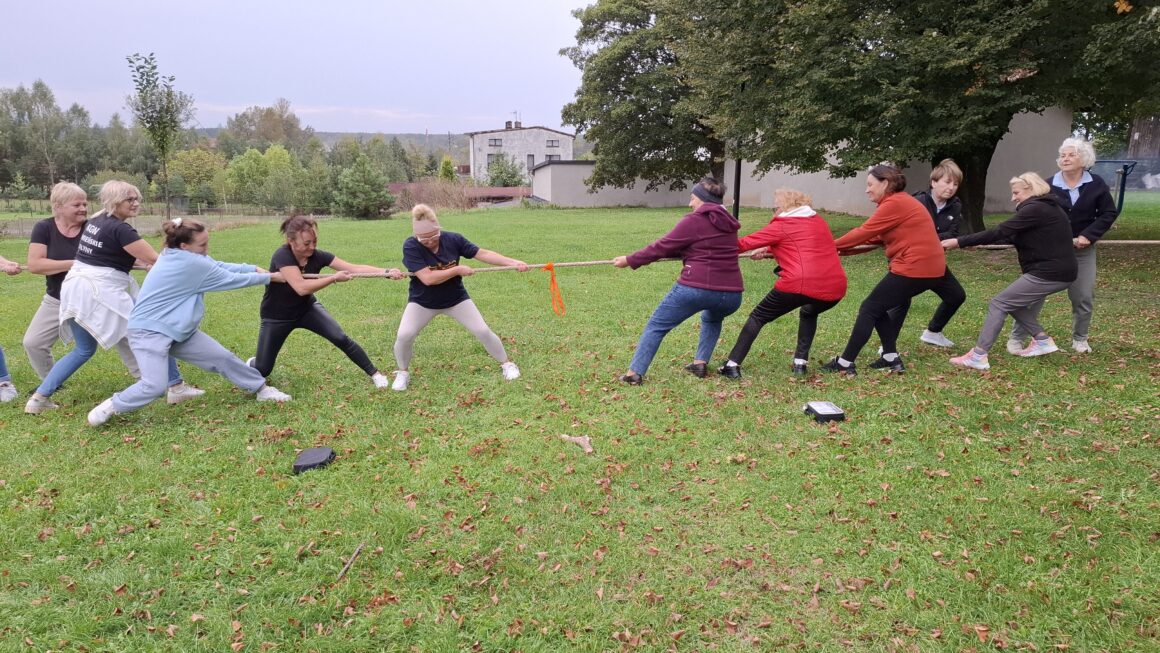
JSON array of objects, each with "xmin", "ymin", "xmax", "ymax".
[
  {"xmin": 250, "ymin": 215, "xmax": 403, "ymax": 388},
  {"xmin": 25, "ymin": 181, "xmax": 199, "ymax": 414},
  {"xmin": 389, "ymin": 204, "xmax": 528, "ymax": 392}
]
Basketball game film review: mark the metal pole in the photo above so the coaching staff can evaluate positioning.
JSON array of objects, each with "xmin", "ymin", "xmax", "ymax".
[{"xmin": 732, "ymin": 157, "xmax": 742, "ymax": 218}]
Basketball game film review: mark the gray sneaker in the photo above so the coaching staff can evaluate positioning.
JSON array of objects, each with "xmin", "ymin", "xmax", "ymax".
[{"xmin": 25, "ymin": 393, "xmax": 60, "ymax": 414}]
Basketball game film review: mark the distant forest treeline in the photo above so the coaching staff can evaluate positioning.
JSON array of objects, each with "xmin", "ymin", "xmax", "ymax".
[{"xmin": 1, "ymin": 81, "xmax": 590, "ymax": 215}]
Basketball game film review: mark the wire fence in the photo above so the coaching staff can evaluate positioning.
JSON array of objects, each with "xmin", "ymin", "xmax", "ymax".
[{"xmin": 0, "ymin": 199, "xmax": 302, "ymax": 238}]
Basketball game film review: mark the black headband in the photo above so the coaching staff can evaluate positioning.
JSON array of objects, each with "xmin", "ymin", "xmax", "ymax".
[{"xmin": 692, "ymin": 185, "xmax": 724, "ymax": 205}]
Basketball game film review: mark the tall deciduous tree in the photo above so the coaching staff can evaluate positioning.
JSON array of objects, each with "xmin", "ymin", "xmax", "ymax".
[
  {"xmin": 561, "ymin": 0, "xmax": 726, "ymax": 191},
  {"xmin": 126, "ymin": 53, "xmax": 194, "ymax": 218},
  {"xmin": 216, "ymin": 98, "xmax": 315, "ymax": 158},
  {"xmin": 663, "ymin": 0, "xmax": 1160, "ymax": 230}
]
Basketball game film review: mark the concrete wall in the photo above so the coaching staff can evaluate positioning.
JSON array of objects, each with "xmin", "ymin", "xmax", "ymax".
[
  {"xmin": 532, "ymin": 161, "xmax": 691, "ymax": 207},
  {"xmin": 469, "ymin": 127, "xmax": 575, "ymax": 182},
  {"xmin": 723, "ymin": 107, "xmax": 1074, "ymax": 216}
]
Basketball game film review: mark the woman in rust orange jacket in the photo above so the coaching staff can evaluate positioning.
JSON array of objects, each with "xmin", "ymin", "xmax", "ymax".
[{"xmin": 822, "ymin": 164, "xmax": 945, "ymax": 376}]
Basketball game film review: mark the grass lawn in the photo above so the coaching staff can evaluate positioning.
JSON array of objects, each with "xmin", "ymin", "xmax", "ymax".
[{"xmin": 0, "ymin": 200, "xmax": 1157, "ymax": 652}]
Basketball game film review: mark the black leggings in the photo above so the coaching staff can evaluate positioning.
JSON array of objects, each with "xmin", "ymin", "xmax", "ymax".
[
  {"xmin": 883, "ymin": 266, "xmax": 966, "ymax": 342},
  {"xmin": 726, "ymin": 289, "xmax": 840, "ymax": 364},
  {"xmin": 254, "ymin": 303, "xmax": 378, "ymax": 377},
  {"xmin": 841, "ymin": 272, "xmax": 943, "ymax": 362}
]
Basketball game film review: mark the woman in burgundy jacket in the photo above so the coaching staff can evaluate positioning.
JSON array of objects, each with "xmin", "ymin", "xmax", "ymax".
[
  {"xmin": 612, "ymin": 176, "xmax": 743, "ymax": 385},
  {"xmin": 719, "ymin": 189, "xmax": 847, "ymax": 378}
]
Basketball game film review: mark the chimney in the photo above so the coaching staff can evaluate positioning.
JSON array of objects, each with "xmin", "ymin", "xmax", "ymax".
[
  {"xmin": 514, "ymin": 121, "xmax": 522, "ymax": 128},
  {"xmin": 505, "ymin": 120, "xmax": 513, "ymax": 129}
]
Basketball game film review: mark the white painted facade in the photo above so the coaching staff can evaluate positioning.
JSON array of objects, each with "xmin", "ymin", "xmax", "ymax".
[
  {"xmin": 531, "ymin": 108, "xmax": 1073, "ymax": 214},
  {"xmin": 531, "ymin": 161, "xmax": 692, "ymax": 207},
  {"xmin": 466, "ymin": 123, "xmax": 575, "ymax": 183}
]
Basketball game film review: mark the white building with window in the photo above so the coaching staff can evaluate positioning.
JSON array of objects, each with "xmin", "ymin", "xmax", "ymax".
[{"xmin": 466, "ymin": 121, "xmax": 575, "ymax": 184}]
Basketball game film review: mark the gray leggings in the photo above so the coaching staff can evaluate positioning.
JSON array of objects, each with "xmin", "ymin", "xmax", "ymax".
[
  {"xmin": 975, "ymin": 273, "xmax": 1073, "ymax": 352},
  {"xmin": 1013, "ymin": 244, "xmax": 1096, "ymax": 341},
  {"xmin": 393, "ymin": 299, "xmax": 508, "ymax": 370},
  {"xmin": 23, "ymin": 294, "xmax": 139, "ymax": 380}
]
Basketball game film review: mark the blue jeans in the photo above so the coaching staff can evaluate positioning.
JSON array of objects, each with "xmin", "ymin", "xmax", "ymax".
[
  {"xmin": 629, "ymin": 283, "xmax": 743, "ymax": 375},
  {"xmin": 0, "ymin": 345, "xmax": 10, "ymax": 382},
  {"xmin": 37, "ymin": 320, "xmax": 180, "ymax": 396}
]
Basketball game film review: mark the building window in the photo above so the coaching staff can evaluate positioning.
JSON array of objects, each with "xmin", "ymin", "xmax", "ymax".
[
  {"xmin": 488, "ymin": 138, "xmax": 502, "ymax": 147},
  {"xmin": 487, "ymin": 153, "xmax": 497, "ymax": 166},
  {"xmin": 546, "ymin": 154, "xmax": 561, "ymax": 162},
  {"xmin": 546, "ymin": 139, "xmax": 560, "ymax": 148},
  {"xmin": 527, "ymin": 154, "xmax": 535, "ymax": 170}
]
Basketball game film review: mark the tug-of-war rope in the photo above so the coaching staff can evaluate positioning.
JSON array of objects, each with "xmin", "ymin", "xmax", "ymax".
[{"xmin": 297, "ymin": 240, "xmax": 1159, "ymax": 316}]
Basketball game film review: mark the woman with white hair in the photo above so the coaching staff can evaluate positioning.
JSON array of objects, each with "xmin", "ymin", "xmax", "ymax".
[
  {"xmin": 390, "ymin": 204, "xmax": 527, "ymax": 391},
  {"xmin": 24, "ymin": 180, "xmax": 201, "ymax": 414},
  {"xmin": 23, "ymin": 182, "xmax": 139, "ymax": 381},
  {"xmin": 1009, "ymin": 138, "xmax": 1117, "ymax": 354},
  {"xmin": 944, "ymin": 173, "xmax": 1077, "ymax": 371}
]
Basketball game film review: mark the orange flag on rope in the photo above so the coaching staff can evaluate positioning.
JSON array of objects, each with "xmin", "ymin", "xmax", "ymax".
[{"xmin": 542, "ymin": 262, "xmax": 565, "ymax": 315}]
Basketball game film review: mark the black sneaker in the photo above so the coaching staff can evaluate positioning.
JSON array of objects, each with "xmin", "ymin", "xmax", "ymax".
[
  {"xmin": 791, "ymin": 363, "xmax": 808, "ymax": 376},
  {"xmin": 619, "ymin": 372, "xmax": 644, "ymax": 386},
  {"xmin": 820, "ymin": 357, "xmax": 856, "ymax": 377},
  {"xmin": 684, "ymin": 362, "xmax": 708, "ymax": 378},
  {"xmin": 868, "ymin": 355, "xmax": 905, "ymax": 373},
  {"xmin": 718, "ymin": 364, "xmax": 741, "ymax": 379}
]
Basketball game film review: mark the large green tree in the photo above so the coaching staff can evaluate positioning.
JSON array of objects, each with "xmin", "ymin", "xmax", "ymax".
[
  {"xmin": 332, "ymin": 153, "xmax": 394, "ymax": 219},
  {"xmin": 659, "ymin": 0, "xmax": 1160, "ymax": 230},
  {"xmin": 561, "ymin": 0, "xmax": 725, "ymax": 191},
  {"xmin": 126, "ymin": 53, "xmax": 194, "ymax": 218}
]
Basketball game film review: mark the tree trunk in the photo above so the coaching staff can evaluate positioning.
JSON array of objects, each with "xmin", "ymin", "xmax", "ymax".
[
  {"xmin": 162, "ymin": 159, "xmax": 171, "ymax": 220},
  {"xmin": 943, "ymin": 143, "xmax": 999, "ymax": 234},
  {"xmin": 1127, "ymin": 115, "xmax": 1160, "ymax": 158},
  {"xmin": 709, "ymin": 138, "xmax": 727, "ymax": 181}
]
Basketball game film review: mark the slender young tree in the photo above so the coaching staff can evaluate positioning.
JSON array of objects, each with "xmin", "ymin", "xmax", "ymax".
[{"xmin": 126, "ymin": 53, "xmax": 194, "ymax": 219}]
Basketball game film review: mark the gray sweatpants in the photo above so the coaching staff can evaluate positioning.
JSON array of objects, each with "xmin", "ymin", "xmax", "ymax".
[
  {"xmin": 111, "ymin": 329, "xmax": 266, "ymax": 413},
  {"xmin": 393, "ymin": 299, "xmax": 508, "ymax": 370},
  {"xmin": 23, "ymin": 294, "xmax": 140, "ymax": 380},
  {"xmin": 976, "ymin": 273, "xmax": 1073, "ymax": 352},
  {"xmin": 1012, "ymin": 245, "xmax": 1096, "ymax": 342}
]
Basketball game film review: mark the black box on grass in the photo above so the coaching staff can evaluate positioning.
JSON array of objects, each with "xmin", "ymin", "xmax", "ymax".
[
  {"xmin": 293, "ymin": 447, "xmax": 336, "ymax": 474},
  {"xmin": 803, "ymin": 401, "xmax": 845, "ymax": 423}
]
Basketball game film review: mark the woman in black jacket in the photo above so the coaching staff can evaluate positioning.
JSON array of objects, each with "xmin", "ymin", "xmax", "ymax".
[
  {"xmin": 943, "ymin": 172, "xmax": 1077, "ymax": 371},
  {"xmin": 1009, "ymin": 138, "xmax": 1117, "ymax": 354}
]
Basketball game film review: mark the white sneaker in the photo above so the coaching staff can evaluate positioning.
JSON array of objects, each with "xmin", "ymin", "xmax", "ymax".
[
  {"xmin": 255, "ymin": 385, "xmax": 291, "ymax": 402},
  {"xmin": 1019, "ymin": 337, "xmax": 1059, "ymax": 357},
  {"xmin": 501, "ymin": 361, "xmax": 520, "ymax": 381},
  {"xmin": 1006, "ymin": 338, "xmax": 1026, "ymax": 355},
  {"xmin": 166, "ymin": 382, "xmax": 205, "ymax": 405},
  {"xmin": 87, "ymin": 398, "xmax": 118, "ymax": 426},
  {"xmin": 949, "ymin": 350, "xmax": 990, "ymax": 370},
  {"xmin": 371, "ymin": 372, "xmax": 390, "ymax": 389},
  {"xmin": 0, "ymin": 381, "xmax": 17, "ymax": 403},
  {"xmin": 920, "ymin": 329, "xmax": 955, "ymax": 348},
  {"xmin": 246, "ymin": 357, "xmax": 256, "ymax": 368},
  {"xmin": 391, "ymin": 370, "xmax": 410, "ymax": 392},
  {"xmin": 25, "ymin": 393, "xmax": 60, "ymax": 414},
  {"xmin": 1071, "ymin": 339, "xmax": 1092, "ymax": 353}
]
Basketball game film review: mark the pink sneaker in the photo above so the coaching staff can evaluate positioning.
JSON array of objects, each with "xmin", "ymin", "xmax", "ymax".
[
  {"xmin": 1019, "ymin": 337, "xmax": 1058, "ymax": 357},
  {"xmin": 949, "ymin": 350, "xmax": 990, "ymax": 370}
]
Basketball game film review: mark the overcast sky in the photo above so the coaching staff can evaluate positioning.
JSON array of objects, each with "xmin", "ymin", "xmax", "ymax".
[{"xmin": 1, "ymin": 0, "xmax": 586, "ymax": 135}]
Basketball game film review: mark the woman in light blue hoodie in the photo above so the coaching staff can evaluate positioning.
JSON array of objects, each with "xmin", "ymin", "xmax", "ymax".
[{"xmin": 88, "ymin": 218, "xmax": 292, "ymax": 426}]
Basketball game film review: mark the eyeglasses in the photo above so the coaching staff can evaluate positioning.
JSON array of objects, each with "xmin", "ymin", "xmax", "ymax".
[
  {"xmin": 415, "ymin": 230, "xmax": 441, "ymax": 242},
  {"xmin": 124, "ymin": 196, "xmax": 141, "ymax": 203}
]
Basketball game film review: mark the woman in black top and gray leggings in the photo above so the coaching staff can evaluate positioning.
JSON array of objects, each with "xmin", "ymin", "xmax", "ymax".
[{"xmin": 943, "ymin": 172, "xmax": 1077, "ymax": 371}]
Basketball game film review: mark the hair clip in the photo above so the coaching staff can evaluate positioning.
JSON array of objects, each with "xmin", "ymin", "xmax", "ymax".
[{"xmin": 171, "ymin": 217, "xmax": 182, "ymax": 226}]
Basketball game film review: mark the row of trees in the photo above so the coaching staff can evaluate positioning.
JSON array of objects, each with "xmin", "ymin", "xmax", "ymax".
[
  {"xmin": 562, "ymin": 0, "xmax": 1160, "ymax": 231},
  {"xmin": 1, "ymin": 71, "xmax": 461, "ymax": 218}
]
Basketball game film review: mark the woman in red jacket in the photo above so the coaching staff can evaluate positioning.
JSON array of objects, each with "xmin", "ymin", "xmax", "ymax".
[
  {"xmin": 719, "ymin": 189, "xmax": 847, "ymax": 378},
  {"xmin": 823, "ymin": 164, "xmax": 946, "ymax": 376}
]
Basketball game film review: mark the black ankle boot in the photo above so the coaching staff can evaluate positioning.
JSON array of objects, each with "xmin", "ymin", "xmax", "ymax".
[
  {"xmin": 718, "ymin": 364, "xmax": 741, "ymax": 379},
  {"xmin": 619, "ymin": 372, "xmax": 644, "ymax": 385}
]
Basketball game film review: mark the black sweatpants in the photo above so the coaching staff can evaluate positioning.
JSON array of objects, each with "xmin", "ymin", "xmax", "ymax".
[
  {"xmin": 725, "ymin": 289, "xmax": 840, "ymax": 364},
  {"xmin": 882, "ymin": 266, "xmax": 966, "ymax": 347},
  {"xmin": 840, "ymin": 272, "xmax": 943, "ymax": 362}
]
